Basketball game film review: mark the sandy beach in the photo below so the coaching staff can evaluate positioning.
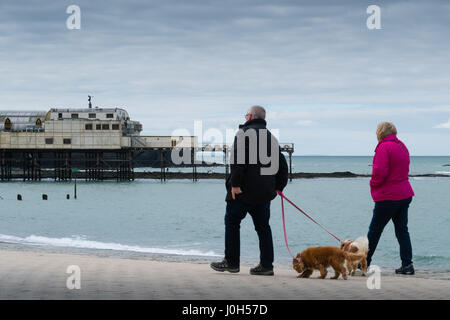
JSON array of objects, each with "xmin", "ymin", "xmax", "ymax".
[{"xmin": 0, "ymin": 247, "xmax": 448, "ymax": 300}]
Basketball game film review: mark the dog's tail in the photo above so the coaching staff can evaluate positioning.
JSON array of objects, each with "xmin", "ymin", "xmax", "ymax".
[{"xmin": 343, "ymin": 251, "xmax": 366, "ymax": 262}]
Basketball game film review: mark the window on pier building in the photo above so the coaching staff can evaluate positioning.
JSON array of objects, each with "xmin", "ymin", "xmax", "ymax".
[
  {"xmin": 89, "ymin": 113, "xmax": 96, "ymax": 119},
  {"xmin": 106, "ymin": 113, "xmax": 114, "ymax": 119},
  {"xmin": 58, "ymin": 113, "xmax": 63, "ymax": 119},
  {"xmin": 63, "ymin": 138, "xmax": 71, "ymax": 144},
  {"xmin": 96, "ymin": 124, "xmax": 101, "ymax": 130},
  {"xmin": 71, "ymin": 113, "xmax": 79, "ymax": 119},
  {"xmin": 85, "ymin": 124, "xmax": 93, "ymax": 130},
  {"xmin": 102, "ymin": 124, "xmax": 109, "ymax": 130},
  {"xmin": 112, "ymin": 124, "xmax": 119, "ymax": 130},
  {"xmin": 45, "ymin": 138, "xmax": 53, "ymax": 144},
  {"xmin": 4, "ymin": 118, "xmax": 11, "ymax": 130}
]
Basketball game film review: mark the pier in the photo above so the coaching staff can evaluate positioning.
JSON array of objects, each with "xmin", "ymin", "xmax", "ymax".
[
  {"xmin": 0, "ymin": 144, "xmax": 294, "ymax": 181},
  {"xmin": 0, "ymin": 143, "xmax": 295, "ymax": 182},
  {"xmin": 0, "ymin": 149, "xmax": 134, "ymax": 182},
  {"xmin": 0, "ymin": 107, "xmax": 295, "ymax": 182}
]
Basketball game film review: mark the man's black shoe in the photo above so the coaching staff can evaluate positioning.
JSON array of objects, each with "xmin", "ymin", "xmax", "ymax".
[
  {"xmin": 395, "ymin": 263, "xmax": 415, "ymax": 275},
  {"xmin": 210, "ymin": 259, "xmax": 240, "ymax": 273},
  {"xmin": 249, "ymin": 264, "xmax": 274, "ymax": 276}
]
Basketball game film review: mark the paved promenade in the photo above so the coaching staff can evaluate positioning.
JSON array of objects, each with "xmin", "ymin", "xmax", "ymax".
[{"xmin": 0, "ymin": 249, "xmax": 448, "ymax": 300}]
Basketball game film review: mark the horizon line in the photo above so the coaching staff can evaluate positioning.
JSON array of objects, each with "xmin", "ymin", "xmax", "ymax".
[{"xmin": 292, "ymin": 154, "xmax": 450, "ymax": 157}]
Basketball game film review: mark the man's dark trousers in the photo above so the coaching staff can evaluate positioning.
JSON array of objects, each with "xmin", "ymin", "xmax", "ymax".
[
  {"xmin": 367, "ymin": 197, "xmax": 413, "ymax": 267},
  {"xmin": 224, "ymin": 200, "xmax": 273, "ymax": 270}
]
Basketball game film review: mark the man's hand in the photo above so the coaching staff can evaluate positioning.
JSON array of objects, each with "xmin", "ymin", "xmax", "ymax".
[{"xmin": 231, "ymin": 187, "xmax": 243, "ymax": 200}]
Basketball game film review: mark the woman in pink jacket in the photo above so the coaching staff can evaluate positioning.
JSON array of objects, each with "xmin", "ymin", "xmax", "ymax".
[{"xmin": 367, "ymin": 122, "xmax": 415, "ymax": 275}]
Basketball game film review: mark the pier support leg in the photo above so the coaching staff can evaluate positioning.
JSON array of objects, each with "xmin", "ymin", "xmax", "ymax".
[
  {"xmin": 288, "ymin": 151, "xmax": 293, "ymax": 182},
  {"xmin": 192, "ymin": 148, "xmax": 197, "ymax": 182},
  {"xmin": 129, "ymin": 150, "xmax": 134, "ymax": 181},
  {"xmin": 160, "ymin": 149, "xmax": 165, "ymax": 182},
  {"xmin": 116, "ymin": 151, "xmax": 120, "ymax": 182},
  {"xmin": 0, "ymin": 150, "xmax": 4, "ymax": 181},
  {"xmin": 224, "ymin": 147, "xmax": 229, "ymax": 180}
]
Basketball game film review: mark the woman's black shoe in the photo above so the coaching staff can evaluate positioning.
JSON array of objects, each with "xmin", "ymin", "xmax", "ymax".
[{"xmin": 395, "ymin": 263, "xmax": 415, "ymax": 275}]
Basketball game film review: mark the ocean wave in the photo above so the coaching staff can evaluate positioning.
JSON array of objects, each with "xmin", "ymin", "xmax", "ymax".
[
  {"xmin": 413, "ymin": 254, "xmax": 450, "ymax": 266},
  {"xmin": 0, "ymin": 233, "xmax": 220, "ymax": 257},
  {"xmin": 435, "ymin": 171, "xmax": 450, "ymax": 175}
]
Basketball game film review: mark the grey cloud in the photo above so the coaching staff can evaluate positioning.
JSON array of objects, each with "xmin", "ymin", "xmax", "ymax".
[{"xmin": 0, "ymin": 1, "xmax": 449, "ymax": 154}]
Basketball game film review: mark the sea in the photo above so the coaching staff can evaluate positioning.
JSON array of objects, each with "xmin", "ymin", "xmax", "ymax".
[{"xmin": 0, "ymin": 156, "xmax": 449, "ymax": 277}]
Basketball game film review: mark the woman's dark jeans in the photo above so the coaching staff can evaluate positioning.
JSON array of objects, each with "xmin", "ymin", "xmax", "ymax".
[
  {"xmin": 224, "ymin": 200, "xmax": 274, "ymax": 270},
  {"xmin": 367, "ymin": 197, "xmax": 413, "ymax": 267}
]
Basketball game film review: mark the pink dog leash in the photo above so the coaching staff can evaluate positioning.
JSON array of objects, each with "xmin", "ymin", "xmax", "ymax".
[
  {"xmin": 279, "ymin": 190, "xmax": 297, "ymax": 260},
  {"xmin": 277, "ymin": 190, "xmax": 342, "ymax": 260}
]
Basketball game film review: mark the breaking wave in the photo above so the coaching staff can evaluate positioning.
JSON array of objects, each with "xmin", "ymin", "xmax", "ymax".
[{"xmin": 0, "ymin": 233, "xmax": 220, "ymax": 257}]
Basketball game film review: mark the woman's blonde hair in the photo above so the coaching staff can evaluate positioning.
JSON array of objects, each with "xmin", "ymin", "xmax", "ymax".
[{"xmin": 376, "ymin": 122, "xmax": 397, "ymax": 141}]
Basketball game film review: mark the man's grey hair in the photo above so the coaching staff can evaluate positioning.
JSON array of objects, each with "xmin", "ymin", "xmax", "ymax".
[{"xmin": 248, "ymin": 105, "xmax": 266, "ymax": 120}]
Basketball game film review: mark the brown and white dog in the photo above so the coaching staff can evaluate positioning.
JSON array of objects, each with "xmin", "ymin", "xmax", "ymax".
[
  {"xmin": 292, "ymin": 246, "xmax": 366, "ymax": 280},
  {"xmin": 340, "ymin": 236, "xmax": 369, "ymax": 276}
]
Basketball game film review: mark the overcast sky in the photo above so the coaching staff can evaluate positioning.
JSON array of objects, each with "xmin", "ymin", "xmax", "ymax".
[{"xmin": 1, "ymin": 0, "xmax": 449, "ymax": 155}]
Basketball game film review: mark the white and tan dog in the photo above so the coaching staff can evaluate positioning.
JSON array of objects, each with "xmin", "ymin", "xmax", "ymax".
[{"xmin": 340, "ymin": 236, "xmax": 369, "ymax": 276}]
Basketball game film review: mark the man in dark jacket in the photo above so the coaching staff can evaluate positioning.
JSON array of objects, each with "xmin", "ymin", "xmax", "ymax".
[{"xmin": 210, "ymin": 106, "xmax": 288, "ymax": 276}]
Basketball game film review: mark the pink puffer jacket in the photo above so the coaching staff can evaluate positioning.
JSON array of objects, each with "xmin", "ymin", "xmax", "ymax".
[{"xmin": 370, "ymin": 134, "xmax": 414, "ymax": 202}]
